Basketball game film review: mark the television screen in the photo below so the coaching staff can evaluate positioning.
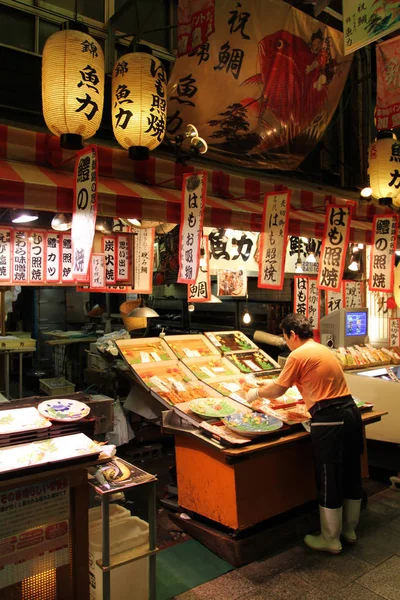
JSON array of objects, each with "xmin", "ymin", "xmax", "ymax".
[{"xmin": 346, "ymin": 311, "xmax": 367, "ymax": 337}]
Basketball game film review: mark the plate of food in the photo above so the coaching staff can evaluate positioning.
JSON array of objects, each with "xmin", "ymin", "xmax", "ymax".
[
  {"xmin": 223, "ymin": 412, "xmax": 283, "ymax": 437},
  {"xmin": 38, "ymin": 399, "xmax": 90, "ymax": 422},
  {"xmin": 188, "ymin": 398, "xmax": 237, "ymax": 418}
]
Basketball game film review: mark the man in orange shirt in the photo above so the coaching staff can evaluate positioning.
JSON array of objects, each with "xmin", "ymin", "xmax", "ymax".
[{"xmin": 246, "ymin": 313, "xmax": 363, "ymax": 554}]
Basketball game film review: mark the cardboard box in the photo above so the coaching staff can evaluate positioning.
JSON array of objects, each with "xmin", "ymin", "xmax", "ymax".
[{"xmin": 87, "ymin": 394, "xmax": 114, "ymax": 434}]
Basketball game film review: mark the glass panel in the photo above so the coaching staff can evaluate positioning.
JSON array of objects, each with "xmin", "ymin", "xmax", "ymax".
[
  {"xmin": 0, "ymin": 5, "xmax": 35, "ymax": 52},
  {"xmin": 42, "ymin": 1, "xmax": 105, "ymax": 23},
  {"xmin": 39, "ymin": 20, "xmax": 61, "ymax": 54},
  {"xmin": 114, "ymin": 0, "xmax": 169, "ymax": 48}
]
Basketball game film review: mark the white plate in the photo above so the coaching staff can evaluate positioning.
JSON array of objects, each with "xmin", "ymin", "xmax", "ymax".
[
  {"xmin": 38, "ymin": 399, "xmax": 90, "ymax": 422},
  {"xmin": 0, "ymin": 407, "xmax": 52, "ymax": 434}
]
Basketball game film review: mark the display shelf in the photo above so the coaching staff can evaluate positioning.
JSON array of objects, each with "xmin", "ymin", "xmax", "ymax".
[{"xmin": 164, "ymin": 334, "xmax": 221, "ymax": 359}]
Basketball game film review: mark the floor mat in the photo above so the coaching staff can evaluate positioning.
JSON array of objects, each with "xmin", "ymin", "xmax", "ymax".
[{"xmin": 156, "ymin": 538, "xmax": 234, "ymax": 600}]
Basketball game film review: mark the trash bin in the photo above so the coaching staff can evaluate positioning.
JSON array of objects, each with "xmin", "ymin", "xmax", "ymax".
[{"xmin": 89, "ymin": 516, "xmax": 149, "ymax": 600}]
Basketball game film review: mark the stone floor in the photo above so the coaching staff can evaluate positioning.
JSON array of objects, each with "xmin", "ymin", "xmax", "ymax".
[{"xmin": 174, "ymin": 487, "xmax": 400, "ymax": 600}]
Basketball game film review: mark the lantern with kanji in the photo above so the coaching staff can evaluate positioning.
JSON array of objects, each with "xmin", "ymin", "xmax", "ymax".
[
  {"xmin": 367, "ymin": 130, "xmax": 400, "ymax": 207},
  {"xmin": 42, "ymin": 23, "xmax": 104, "ymax": 150},
  {"xmin": 111, "ymin": 49, "xmax": 167, "ymax": 160}
]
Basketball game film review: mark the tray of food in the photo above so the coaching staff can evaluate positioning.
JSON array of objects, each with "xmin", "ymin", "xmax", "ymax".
[
  {"xmin": 252, "ymin": 400, "xmax": 310, "ymax": 425},
  {"xmin": 116, "ymin": 338, "xmax": 176, "ymax": 364},
  {"xmin": 164, "ymin": 334, "xmax": 221, "ymax": 359},
  {"xmin": 225, "ymin": 349, "xmax": 280, "ymax": 374},
  {"xmin": 204, "ymin": 331, "xmax": 257, "ymax": 353},
  {"xmin": 182, "ymin": 356, "xmax": 241, "ymax": 380},
  {"xmin": 206, "ymin": 374, "xmax": 258, "ymax": 403}
]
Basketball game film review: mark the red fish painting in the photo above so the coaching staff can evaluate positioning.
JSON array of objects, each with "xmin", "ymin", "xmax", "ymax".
[{"xmin": 241, "ymin": 30, "xmax": 335, "ymax": 135}]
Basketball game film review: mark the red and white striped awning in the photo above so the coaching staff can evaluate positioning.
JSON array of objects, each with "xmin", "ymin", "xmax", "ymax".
[{"xmin": 0, "ymin": 124, "xmax": 392, "ymax": 244}]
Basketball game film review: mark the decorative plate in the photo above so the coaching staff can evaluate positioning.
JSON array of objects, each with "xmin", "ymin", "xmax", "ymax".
[
  {"xmin": 0, "ymin": 407, "xmax": 52, "ymax": 434},
  {"xmin": 223, "ymin": 413, "xmax": 283, "ymax": 437},
  {"xmin": 188, "ymin": 398, "xmax": 237, "ymax": 418},
  {"xmin": 38, "ymin": 399, "xmax": 90, "ymax": 422}
]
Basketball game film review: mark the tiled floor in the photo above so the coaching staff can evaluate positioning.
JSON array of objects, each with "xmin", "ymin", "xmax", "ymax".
[{"xmin": 174, "ymin": 487, "xmax": 400, "ymax": 600}]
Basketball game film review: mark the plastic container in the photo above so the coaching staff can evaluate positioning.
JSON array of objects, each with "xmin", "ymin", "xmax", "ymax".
[
  {"xmin": 88, "ymin": 504, "xmax": 130, "ymax": 526},
  {"xmin": 39, "ymin": 377, "xmax": 75, "ymax": 396},
  {"xmin": 89, "ymin": 516, "xmax": 149, "ymax": 600}
]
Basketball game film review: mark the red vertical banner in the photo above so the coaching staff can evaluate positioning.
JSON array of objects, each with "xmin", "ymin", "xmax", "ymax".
[
  {"xmin": 90, "ymin": 254, "xmax": 106, "ymax": 290},
  {"xmin": 72, "ymin": 145, "xmax": 98, "ymax": 281},
  {"xmin": 294, "ymin": 275, "xmax": 309, "ymax": 316},
  {"xmin": 188, "ymin": 236, "xmax": 211, "ymax": 302},
  {"xmin": 389, "ymin": 318, "xmax": 400, "ymax": 347},
  {"xmin": 12, "ymin": 230, "xmax": 29, "ymax": 284},
  {"xmin": 116, "ymin": 234, "xmax": 130, "ymax": 281},
  {"xmin": 103, "ymin": 235, "xmax": 117, "ymax": 285},
  {"xmin": 308, "ymin": 278, "xmax": 320, "ymax": 331},
  {"xmin": 46, "ymin": 232, "xmax": 61, "ymax": 283},
  {"xmin": 369, "ymin": 214, "xmax": 398, "ymax": 293},
  {"xmin": 258, "ymin": 191, "xmax": 290, "ymax": 290},
  {"xmin": 131, "ymin": 227, "xmax": 155, "ymax": 293},
  {"xmin": 177, "ymin": 172, "xmax": 207, "ymax": 284},
  {"xmin": 28, "ymin": 230, "xmax": 46, "ymax": 284},
  {"xmin": 343, "ymin": 280, "xmax": 363, "ymax": 308},
  {"xmin": 375, "ymin": 36, "xmax": 400, "ymax": 131},
  {"xmin": 0, "ymin": 228, "xmax": 12, "ymax": 283},
  {"xmin": 317, "ymin": 204, "xmax": 352, "ymax": 291},
  {"xmin": 61, "ymin": 234, "xmax": 73, "ymax": 283},
  {"xmin": 177, "ymin": 0, "xmax": 215, "ymax": 57}
]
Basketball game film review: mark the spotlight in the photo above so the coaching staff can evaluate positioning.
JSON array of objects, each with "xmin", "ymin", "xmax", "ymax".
[
  {"xmin": 360, "ymin": 186, "xmax": 372, "ymax": 198},
  {"xmin": 127, "ymin": 218, "xmax": 142, "ymax": 227},
  {"xmin": 191, "ymin": 136, "xmax": 208, "ymax": 154},
  {"xmin": 51, "ymin": 213, "xmax": 72, "ymax": 231},
  {"xmin": 174, "ymin": 123, "xmax": 199, "ymax": 146},
  {"xmin": 95, "ymin": 217, "xmax": 114, "ymax": 234},
  {"xmin": 11, "ymin": 210, "xmax": 38, "ymax": 224}
]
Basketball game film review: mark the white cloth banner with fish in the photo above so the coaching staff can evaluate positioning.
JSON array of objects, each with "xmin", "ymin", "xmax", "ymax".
[
  {"xmin": 168, "ymin": 0, "xmax": 352, "ymax": 170},
  {"xmin": 258, "ymin": 191, "xmax": 290, "ymax": 290}
]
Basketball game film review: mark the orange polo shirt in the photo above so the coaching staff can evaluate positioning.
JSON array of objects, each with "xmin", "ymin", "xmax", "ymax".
[{"xmin": 275, "ymin": 339, "xmax": 350, "ymax": 410}]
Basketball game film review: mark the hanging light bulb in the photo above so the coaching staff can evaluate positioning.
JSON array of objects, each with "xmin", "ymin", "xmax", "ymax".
[
  {"xmin": 306, "ymin": 238, "xmax": 317, "ymax": 263},
  {"xmin": 360, "ymin": 186, "xmax": 372, "ymax": 198},
  {"xmin": 188, "ymin": 303, "xmax": 195, "ymax": 312},
  {"xmin": 295, "ymin": 259, "xmax": 303, "ymax": 273},
  {"xmin": 348, "ymin": 259, "xmax": 359, "ymax": 271},
  {"xmin": 243, "ymin": 309, "xmax": 251, "ymax": 324},
  {"xmin": 51, "ymin": 213, "xmax": 72, "ymax": 231}
]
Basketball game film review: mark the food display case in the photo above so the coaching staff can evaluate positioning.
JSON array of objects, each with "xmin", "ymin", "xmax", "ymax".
[
  {"xmin": 224, "ymin": 349, "xmax": 280, "ymax": 374},
  {"xmin": 204, "ymin": 331, "xmax": 258, "ymax": 353},
  {"xmin": 116, "ymin": 338, "xmax": 176, "ymax": 364},
  {"xmin": 181, "ymin": 356, "xmax": 241, "ymax": 380},
  {"xmin": 164, "ymin": 334, "xmax": 221, "ymax": 359}
]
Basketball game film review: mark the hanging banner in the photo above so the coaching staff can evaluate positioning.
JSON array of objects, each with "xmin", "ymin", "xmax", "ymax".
[
  {"xmin": 0, "ymin": 228, "xmax": 12, "ymax": 283},
  {"xmin": 28, "ymin": 230, "xmax": 46, "ymax": 284},
  {"xmin": 294, "ymin": 275, "xmax": 309, "ymax": 316},
  {"xmin": 168, "ymin": 0, "xmax": 352, "ymax": 171},
  {"xmin": 131, "ymin": 227, "xmax": 155, "ymax": 294},
  {"xmin": 375, "ymin": 36, "xmax": 400, "ymax": 130},
  {"xmin": 103, "ymin": 235, "xmax": 117, "ymax": 286},
  {"xmin": 188, "ymin": 237, "xmax": 211, "ymax": 302},
  {"xmin": 71, "ymin": 145, "xmax": 98, "ymax": 280},
  {"xmin": 46, "ymin": 232, "xmax": 61, "ymax": 283},
  {"xmin": 61, "ymin": 234, "xmax": 73, "ymax": 283},
  {"xmin": 369, "ymin": 214, "xmax": 398, "ymax": 292},
  {"xmin": 317, "ymin": 204, "xmax": 352, "ymax": 292},
  {"xmin": 343, "ymin": 0, "xmax": 400, "ymax": 56},
  {"xmin": 206, "ymin": 227, "xmax": 258, "ymax": 274},
  {"xmin": 177, "ymin": 0, "xmax": 216, "ymax": 57},
  {"xmin": 343, "ymin": 280, "xmax": 364, "ymax": 308},
  {"xmin": 90, "ymin": 254, "xmax": 106, "ymax": 290},
  {"xmin": 326, "ymin": 289, "xmax": 343, "ymax": 313},
  {"xmin": 177, "ymin": 172, "xmax": 207, "ymax": 284},
  {"xmin": 12, "ymin": 230, "xmax": 29, "ymax": 284},
  {"xmin": 389, "ymin": 317, "xmax": 400, "ymax": 347},
  {"xmin": 117, "ymin": 235, "xmax": 130, "ymax": 282},
  {"xmin": 258, "ymin": 191, "xmax": 290, "ymax": 290},
  {"xmin": 308, "ymin": 278, "xmax": 320, "ymax": 331}
]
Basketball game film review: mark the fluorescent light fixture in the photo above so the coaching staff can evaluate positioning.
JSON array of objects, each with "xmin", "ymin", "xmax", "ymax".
[{"xmin": 12, "ymin": 210, "xmax": 38, "ymax": 224}]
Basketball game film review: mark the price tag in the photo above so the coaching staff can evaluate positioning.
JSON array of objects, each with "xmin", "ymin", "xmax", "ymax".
[
  {"xmin": 150, "ymin": 376, "xmax": 169, "ymax": 392},
  {"xmin": 140, "ymin": 352, "xmax": 151, "ymax": 363},
  {"xmin": 200, "ymin": 366, "xmax": 215, "ymax": 378},
  {"xmin": 167, "ymin": 378, "xmax": 186, "ymax": 392},
  {"xmin": 243, "ymin": 359, "xmax": 262, "ymax": 372},
  {"xmin": 150, "ymin": 352, "xmax": 161, "ymax": 362}
]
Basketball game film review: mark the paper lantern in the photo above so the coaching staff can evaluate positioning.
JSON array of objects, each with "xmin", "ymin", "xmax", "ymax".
[
  {"xmin": 42, "ymin": 24, "xmax": 104, "ymax": 150},
  {"xmin": 368, "ymin": 131, "xmax": 400, "ymax": 206},
  {"xmin": 112, "ymin": 51, "xmax": 167, "ymax": 160}
]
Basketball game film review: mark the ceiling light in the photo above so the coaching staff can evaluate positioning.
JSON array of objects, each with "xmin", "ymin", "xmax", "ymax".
[
  {"xmin": 11, "ymin": 210, "xmax": 38, "ymax": 224},
  {"xmin": 95, "ymin": 217, "xmax": 114, "ymax": 234},
  {"xmin": 348, "ymin": 260, "xmax": 359, "ymax": 271},
  {"xmin": 190, "ymin": 136, "xmax": 208, "ymax": 154},
  {"xmin": 360, "ymin": 186, "xmax": 372, "ymax": 198},
  {"xmin": 128, "ymin": 306, "xmax": 160, "ymax": 318},
  {"xmin": 128, "ymin": 218, "xmax": 142, "ymax": 227},
  {"xmin": 51, "ymin": 213, "xmax": 72, "ymax": 231}
]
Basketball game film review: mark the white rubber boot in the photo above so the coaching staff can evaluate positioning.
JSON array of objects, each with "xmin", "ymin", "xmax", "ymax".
[
  {"xmin": 304, "ymin": 506, "xmax": 342, "ymax": 554},
  {"xmin": 342, "ymin": 498, "xmax": 361, "ymax": 544}
]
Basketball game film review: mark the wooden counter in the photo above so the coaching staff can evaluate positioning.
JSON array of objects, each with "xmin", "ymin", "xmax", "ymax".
[{"xmin": 173, "ymin": 411, "xmax": 386, "ymax": 531}]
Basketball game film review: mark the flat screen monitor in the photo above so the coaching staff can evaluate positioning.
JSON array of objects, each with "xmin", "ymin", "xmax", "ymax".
[{"xmin": 319, "ymin": 307, "xmax": 368, "ymax": 348}]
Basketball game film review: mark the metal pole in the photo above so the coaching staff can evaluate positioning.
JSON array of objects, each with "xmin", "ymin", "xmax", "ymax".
[
  {"xmin": 148, "ymin": 481, "xmax": 157, "ymax": 600},
  {"xmin": 5, "ymin": 353, "xmax": 10, "ymax": 399},
  {"xmin": 19, "ymin": 351, "xmax": 23, "ymax": 399},
  {"xmin": 102, "ymin": 494, "xmax": 111, "ymax": 600}
]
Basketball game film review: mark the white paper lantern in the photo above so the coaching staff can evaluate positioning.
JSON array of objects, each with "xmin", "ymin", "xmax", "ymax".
[
  {"xmin": 112, "ymin": 51, "xmax": 167, "ymax": 160},
  {"xmin": 42, "ymin": 26, "xmax": 104, "ymax": 150},
  {"xmin": 368, "ymin": 131, "xmax": 400, "ymax": 206}
]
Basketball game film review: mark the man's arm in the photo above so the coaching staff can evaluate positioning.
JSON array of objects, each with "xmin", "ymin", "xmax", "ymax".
[{"xmin": 247, "ymin": 380, "xmax": 288, "ymax": 403}]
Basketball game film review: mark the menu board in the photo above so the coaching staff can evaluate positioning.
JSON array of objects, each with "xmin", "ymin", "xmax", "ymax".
[
  {"xmin": 164, "ymin": 334, "xmax": 220, "ymax": 359},
  {"xmin": 225, "ymin": 350, "xmax": 280, "ymax": 374},
  {"xmin": 182, "ymin": 356, "xmax": 240, "ymax": 380},
  {"xmin": 116, "ymin": 338, "xmax": 176, "ymax": 365},
  {"xmin": 205, "ymin": 331, "xmax": 257, "ymax": 353}
]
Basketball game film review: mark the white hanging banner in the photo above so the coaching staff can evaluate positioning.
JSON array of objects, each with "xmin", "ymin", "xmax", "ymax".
[
  {"xmin": 326, "ymin": 289, "xmax": 343, "ymax": 313},
  {"xmin": 294, "ymin": 276, "xmax": 309, "ymax": 316},
  {"xmin": 90, "ymin": 253, "xmax": 106, "ymax": 290},
  {"xmin": 389, "ymin": 318, "xmax": 400, "ymax": 347},
  {"xmin": 71, "ymin": 145, "xmax": 98, "ymax": 280},
  {"xmin": 103, "ymin": 235, "xmax": 117, "ymax": 286},
  {"xmin": 117, "ymin": 234, "xmax": 130, "ymax": 281},
  {"xmin": 369, "ymin": 214, "xmax": 398, "ymax": 293},
  {"xmin": 178, "ymin": 172, "xmax": 207, "ymax": 284},
  {"xmin": 29, "ymin": 230, "xmax": 46, "ymax": 284},
  {"xmin": 317, "ymin": 204, "xmax": 352, "ymax": 291},
  {"xmin": 46, "ymin": 232, "xmax": 61, "ymax": 283},
  {"xmin": 343, "ymin": 280, "xmax": 363, "ymax": 308},
  {"xmin": 258, "ymin": 191, "xmax": 290, "ymax": 290},
  {"xmin": 61, "ymin": 234, "xmax": 73, "ymax": 283},
  {"xmin": 0, "ymin": 228, "xmax": 12, "ymax": 283},
  {"xmin": 12, "ymin": 230, "xmax": 29, "ymax": 284},
  {"xmin": 188, "ymin": 237, "xmax": 211, "ymax": 302},
  {"xmin": 132, "ymin": 227, "xmax": 155, "ymax": 293},
  {"xmin": 308, "ymin": 278, "xmax": 320, "ymax": 331}
]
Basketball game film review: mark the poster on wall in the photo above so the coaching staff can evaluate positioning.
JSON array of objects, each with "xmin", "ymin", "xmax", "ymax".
[
  {"xmin": 294, "ymin": 276, "xmax": 309, "ymax": 316},
  {"xmin": 389, "ymin": 317, "xmax": 400, "ymax": 347},
  {"xmin": 343, "ymin": 280, "xmax": 364, "ymax": 308},
  {"xmin": 217, "ymin": 269, "xmax": 247, "ymax": 296},
  {"xmin": 0, "ymin": 228, "xmax": 12, "ymax": 283},
  {"xmin": 317, "ymin": 204, "xmax": 352, "ymax": 292},
  {"xmin": 131, "ymin": 227, "xmax": 155, "ymax": 293},
  {"xmin": 258, "ymin": 191, "xmax": 290, "ymax": 290},
  {"xmin": 188, "ymin": 237, "xmax": 211, "ymax": 302},
  {"xmin": 375, "ymin": 35, "xmax": 400, "ymax": 130},
  {"xmin": 369, "ymin": 214, "xmax": 398, "ymax": 292},
  {"xmin": 177, "ymin": 0, "xmax": 215, "ymax": 56},
  {"xmin": 343, "ymin": 0, "xmax": 400, "ymax": 56},
  {"xmin": 71, "ymin": 145, "xmax": 98, "ymax": 280},
  {"xmin": 177, "ymin": 172, "xmax": 207, "ymax": 284}
]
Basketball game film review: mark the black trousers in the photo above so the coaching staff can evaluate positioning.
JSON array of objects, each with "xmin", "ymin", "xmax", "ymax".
[{"xmin": 309, "ymin": 395, "xmax": 364, "ymax": 509}]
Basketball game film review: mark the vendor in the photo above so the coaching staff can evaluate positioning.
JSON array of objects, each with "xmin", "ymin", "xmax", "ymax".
[{"xmin": 246, "ymin": 313, "xmax": 363, "ymax": 555}]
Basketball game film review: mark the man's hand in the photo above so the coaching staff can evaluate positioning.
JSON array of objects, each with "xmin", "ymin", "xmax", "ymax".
[{"xmin": 246, "ymin": 388, "xmax": 261, "ymax": 403}]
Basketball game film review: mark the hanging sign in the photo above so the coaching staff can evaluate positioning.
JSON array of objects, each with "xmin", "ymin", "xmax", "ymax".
[
  {"xmin": 61, "ymin": 234, "xmax": 73, "ymax": 283},
  {"xmin": 343, "ymin": 280, "xmax": 363, "ymax": 308},
  {"xmin": 375, "ymin": 36, "xmax": 400, "ymax": 130},
  {"xmin": 217, "ymin": 269, "xmax": 247, "ymax": 296},
  {"xmin": 317, "ymin": 204, "xmax": 352, "ymax": 291},
  {"xmin": 177, "ymin": 0, "xmax": 215, "ymax": 57},
  {"xmin": 117, "ymin": 234, "xmax": 129, "ymax": 281},
  {"xmin": 343, "ymin": 0, "xmax": 400, "ymax": 56},
  {"xmin": 90, "ymin": 253, "xmax": 106, "ymax": 290},
  {"xmin": 177, "ymin": 172, "xmax": 207, "ymax": 284},
  {"xmin": 369, "ymin": 214, "xmax": 398, "ymax": 292},
  {"xmin": 326, "ymin": 289, "xmax": 343, "ymax": 313},
  {"xmin": 46, "ymin": 232, "xmax": 61, "ymax": 283},
  {"xmin": 71, "ymin": 145, "xmax": 98, "ymax": 280},
  {"xmin": 206, "ymin": 227, "xmax": 258, "ymax": 274},
  {"xmin": 0, "ymin": 228, "xmax": 12, "ymax": 283},
  {"xmin": 131, "ymin": 227, "xmax": 154, "ymax": 294},
  {"xmin": 389, "ymin": 317, "xmax": 400, "ymax": 347},
  {"xmin": 308, "ymin": 278, "xmax": 320, "ymax": 331},
  {"xmin": 294, "ymin": 276, "xmax": 309, "ymax": 316},
  {"xmin": 12, "ymin": 230, "xmax": 29, "ymax": 284},
  {"xmin": 258, "ymin": 191, "xmax": 290, "ymax": 290},
  {"xmin": 28, "ymin": 230, "xmax": 46, "ymax": 284},
  {"xmin": 103, "ymin": 235, "xmax": 117, "ymax": 286},
  {"xmin": 188, "ymin": 237, "xmax": 211, "ymax": 302}
]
